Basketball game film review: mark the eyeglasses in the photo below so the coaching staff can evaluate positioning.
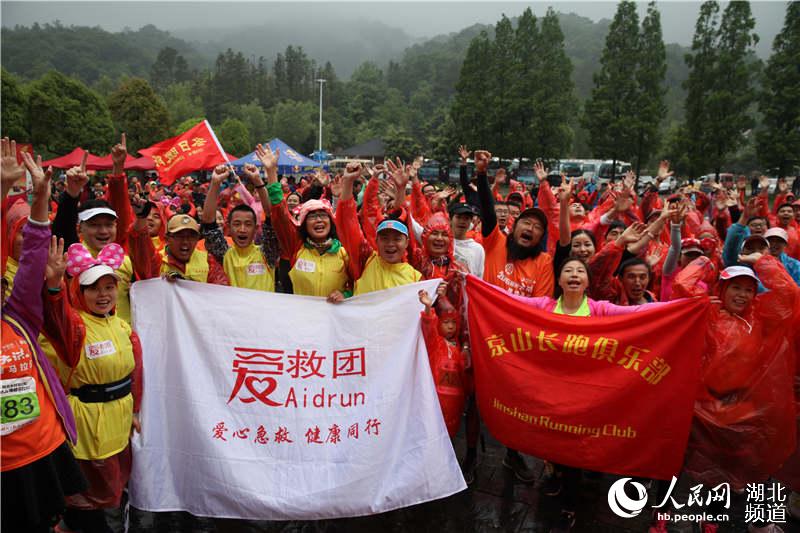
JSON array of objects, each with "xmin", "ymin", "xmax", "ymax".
[{"xmin": 306, "ymin": 212, "xmax": 329, "ymax": 221}]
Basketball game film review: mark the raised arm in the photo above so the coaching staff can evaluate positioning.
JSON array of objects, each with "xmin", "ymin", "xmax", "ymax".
[
  {"xmin": 52, "ymin": 153, "xmax": 89, "ymax": 248},
  {"xmin": 474, "ymin": 150, "xmax": 497, "ymax": 238},
  {"xmin": 5, "ymin": 153, "xmax": 53, "ymax": 329},
  {"xmin": 200, "ymin": 165, "xmax": 231, "ymax": 264},
  {"xmin": 336, "ymin": 162, "xmax": 372, "ymax": 279},
  {"xmin": 0, "ymin": 138, "xmax": 27, "ymax": 201},
  {"xmin": 457, "ymin": 145, "xmax": 479, "ymax": 208},
  {"xmin": 107, "ymin": 134, "xmax": 133, "ymax": 247},
  {"xmin": 557, "ymin": 175, "xmax": 573, "ymax": 247}
]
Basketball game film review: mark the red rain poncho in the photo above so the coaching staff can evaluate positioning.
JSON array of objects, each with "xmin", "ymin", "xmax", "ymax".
[{"xmin": 672, "ymin": 255, "xmax": 799, "ymax": 488}]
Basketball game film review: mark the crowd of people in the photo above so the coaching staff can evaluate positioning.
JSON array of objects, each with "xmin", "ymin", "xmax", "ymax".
[{"xmin": 2, "ymin": 133, "xmax": 799, "ymax": 533}]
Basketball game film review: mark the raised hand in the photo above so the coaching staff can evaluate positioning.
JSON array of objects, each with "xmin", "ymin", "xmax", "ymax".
[
  {"xmin": 211, "ymin": 164, "xmax": 230, "ymax": 186},
  {"xmin": 255, "ymin": 143, "xmax": 279, "ymax": 173},
  {"xmin": 618, "ymin": 222, "xmax": 647, "ymax": 245},
  {"xmin": 418, "ymin": 289, "xmax": 433, "ymax": 310},
  {"xmin": 45, "ymin": 236, "xmax": 66, "ymax": 289},
  {"xmin": 65, "ymin": 152, "xmax": 90, "ymax": 198},
  {"xmin": 533, "ymin": 160, "xmax": 548, "ymax": 182},
  {"xmin": 1, "ymin": 137, "xmax": 26, "ymax": 196},
  {"xmin": 111, "ymin": 133, "xmax": 127, "ymax": 174},
  {"xmin": 656, "ymin": 160, "xmax": 674, "ymax": 182},
  {"xmin": 385, "ymin": 157, "xmax": 409, "ymax": 190},
  {"xmin": 330, "ymin": 175, "xmax": 343, "ymax": 197},
  {"xmin": 777, "ymin": 179, "xmax": 788, "ymax": 193},
  {"xmin": 458, "ymin": 145, "xmax": 471, "ymax": 163},
  {"xmin": 614, "ymin": 190, "xmax": 634, "ymax": 213},
  {"xmin": 558, "ymin": 174, "xmax": 573, "ymax": 204},
  {"xmin": 473, "ymin": 150, "xmax": 491, "ymax": 174},
  {"xmin": 21, "ymin": 151, "xmax": 52, "ymax": 194},
  {"xmin": 623, "ymin": 171, "xmax": 636, "ymax": 191},
  {"xmin": 241, "ymin": 163, "xmax": 263, "ymax": 186}
]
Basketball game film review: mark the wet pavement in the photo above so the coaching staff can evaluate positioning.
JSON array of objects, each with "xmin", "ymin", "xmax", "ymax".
[{"xmin": 122, "ymin": 429, "xmax": 800, "ymax": 533}]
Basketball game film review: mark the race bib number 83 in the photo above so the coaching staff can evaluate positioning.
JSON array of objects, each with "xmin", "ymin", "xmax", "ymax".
[{"xmin": 1, "ymin": 376, "xmax": 40, "ymax": 435}]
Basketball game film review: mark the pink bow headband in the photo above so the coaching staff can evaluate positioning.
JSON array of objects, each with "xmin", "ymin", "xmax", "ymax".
[
  {"xmin": 66, "ymin": 243, "xmax": 125, "ymax": 280},
  {"xmin": 160, "ymin": 195, "xmax": 182, "ymax": 208}
]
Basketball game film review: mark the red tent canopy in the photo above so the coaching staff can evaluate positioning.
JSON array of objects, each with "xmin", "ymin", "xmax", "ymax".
[
  {"xmin": 41, "ymin": 148, "xmax": 107, "ymax": 170},
  {"xmin": 41, "ymin": 147, "xmax": 87, "ymax": 168},
  {"xmin": 125, "ymin": 156, "xmax": 156, "ymax": 171}
]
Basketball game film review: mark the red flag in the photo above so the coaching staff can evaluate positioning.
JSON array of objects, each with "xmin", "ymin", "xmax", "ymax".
[
  {"xmin": 15, "ymin": 143, "xmax": 33, "ymax": 164},
  {"xmin": 466, "ymin": 275, "xmax": 708, "ymax": 480},
  {"xmin": 139, "ymin": 120, "xmax": 226, "ymax": 185}
]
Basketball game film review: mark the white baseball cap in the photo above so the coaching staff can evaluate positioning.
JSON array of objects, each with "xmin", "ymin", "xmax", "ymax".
[
  {"xmin": 719, "ymin": 266, "xmax": 759, "ymax": 283},
  {"xmin": 78, "ymin": 207, "xmax": 118, "ymax": 222},
  {"xmin": 78, "ymin": 264, "xmax": 120, "ymax": 286},
  {"xmin": 764, "ymin": 227, "xmax": 789, "ymax": 243}
]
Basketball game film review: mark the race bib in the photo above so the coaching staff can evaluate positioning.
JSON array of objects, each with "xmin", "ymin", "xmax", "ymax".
[
  {"xmin": 295, "ymin": 258, "xmax": 316, "ymax": 273},
  {"xmin": 1, "ymin": 376, "xmax": 40, "ymax": 435},
  {"xmin": 247, "ymin": 263, "xmax": 266, "ymax": 276},
  {"xmin": 85, "ymin": 340, "xmax": 116, "ymax": 360}
]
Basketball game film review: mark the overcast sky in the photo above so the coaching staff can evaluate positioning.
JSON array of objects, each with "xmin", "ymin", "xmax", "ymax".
[{"xmin": 1, "ymin": 1, "xmax": 788, "ymax": 54}]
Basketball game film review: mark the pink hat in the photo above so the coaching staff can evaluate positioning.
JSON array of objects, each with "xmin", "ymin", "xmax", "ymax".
[
  {"xmin": 296, "ymin": 199, "xmax": 333, "ymax": 227},
  {"xmin": 764, "ymin": 227, "xmax": 789, "ymax": 244},
  {"xmin": 66, "ymin": 243, "xmax": 125, "ymax": 286}
]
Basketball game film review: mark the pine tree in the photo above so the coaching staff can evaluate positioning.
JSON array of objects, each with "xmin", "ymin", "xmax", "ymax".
[
  {"xmin": 582, "ymin": 1, "xmax": 641, "ymax": 174},
  {"xmin": 684, "ymin": 1, "xmax": 758, "ymax": 177},
  {"xmin": 684, "ymin": 1, "xmax": 721, "ymax": 177},
  {"xmin": 757, "ymin": 2, "xmax": 799, "ymax": 178},
  {"xmin": 488, "ymin": 15, "xmax": 516, "ymax": 156},
  {"xmin": 711, "ymin": 1, "xmax": 759, "ymax": 176},
  {"xmin": 450, "ymin": 31, "xmax": 493, "ymax": 149},
  {"xmin": 632, "ymin": 2, "xmax": 667, "ymax": 178},
  {"xmin": 533, "ymin": 8, "xmax": 577, "ymax": 162},
  {"xmin": 512, "ymin": 8, "xmax": 539, "ymax": 158}
]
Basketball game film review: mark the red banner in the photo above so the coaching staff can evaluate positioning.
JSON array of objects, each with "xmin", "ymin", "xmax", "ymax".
[
  {"xmin": 466, "ymin": 275, "xmax": 709, "ymax": 480},
  {"xmin": 139, "ymin": 120, "xmax": 226, "ymax": 185}
]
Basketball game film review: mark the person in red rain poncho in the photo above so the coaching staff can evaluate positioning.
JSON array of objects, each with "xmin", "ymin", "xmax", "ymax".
[
  {"xmin": 418, "ymin": 287, "xmax": 466, "ymax": 438},
  {"xmin": 410, "ymin": 212, "xmax": 469, "ymax": 315},
  {"xmin": 671, "ymin": 249, "xmax": 799, "ymax": 491}
]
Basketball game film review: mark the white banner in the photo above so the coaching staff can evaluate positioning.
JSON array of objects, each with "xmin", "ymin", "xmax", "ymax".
[{"xmin": 129, "ymin": 278, "xmax": 465, "ymax": 520}]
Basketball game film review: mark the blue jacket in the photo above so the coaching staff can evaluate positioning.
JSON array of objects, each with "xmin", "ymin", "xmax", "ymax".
[{"xmin": 723, "ymin": 223, "xmax": 800, "ymax": 286}]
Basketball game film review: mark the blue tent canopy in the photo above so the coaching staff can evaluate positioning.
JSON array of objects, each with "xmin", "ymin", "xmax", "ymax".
[{"xmin": 230, "ymin": 138, "xmax": 321, "ymax": 172}]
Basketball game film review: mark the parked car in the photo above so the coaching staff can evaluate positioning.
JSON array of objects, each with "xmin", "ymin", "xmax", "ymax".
[{"xmin": 515, "ymin": 167, "xmax": 540, "ymax": 186}]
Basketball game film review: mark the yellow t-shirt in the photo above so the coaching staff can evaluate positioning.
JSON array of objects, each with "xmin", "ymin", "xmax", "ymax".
[
  {"xmin": 223, "ymin": 244, "xmax": 275, "ymax": 292},
  {"xmin": 354, "ymin": 252, "xmax": 422, "ymax": 295}
]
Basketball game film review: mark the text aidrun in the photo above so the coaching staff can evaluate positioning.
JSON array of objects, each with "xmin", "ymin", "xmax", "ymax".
[{"xmin": 283, "ymin": 387, "xmax": 366, "ymax": 409}]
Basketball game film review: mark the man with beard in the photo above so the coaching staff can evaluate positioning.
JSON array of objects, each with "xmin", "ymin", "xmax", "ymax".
[
  {"xmin": 474, "ymin": 149, "xmax": 553, "ymax": 484},
  {"xmin": 475, "ymin": 150, "xmax": 554, "ymax": 298}
]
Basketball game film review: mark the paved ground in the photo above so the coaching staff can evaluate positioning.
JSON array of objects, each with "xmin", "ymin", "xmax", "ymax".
[{"xmin": 122, "ymin": 430, "xmax": 800, "ymax": 533}]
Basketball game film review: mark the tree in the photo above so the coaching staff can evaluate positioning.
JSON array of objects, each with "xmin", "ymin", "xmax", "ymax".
[
  {"xmin": 511, "ymin": 8, "xmax": 540, "ymax": 158},
  {"xmin": 224, "ymin": 100, "xmax": 269, "ymax": 147},
  {"xmin": 684, "ymin": 1, "xmax": 759, "ymax": 178},
  {"xmin": 175, "ymin": 117, "xmax": 205, "ymax": 136},
  {"xmin": 269, "ymin": 100, "xmax": 317, "ymax": 153},
  {"xmin": 711, "ymin": 1, "xmax": 759, "ymax": 176},
  {"xmin": 487, "ymin": 15, "xmax": 516, "ymax": 156},
  {"xmin": 217, "ymin": 118, "xmax": 250, "ymax": 156},
  {"xmin": 582, "ymin": 1, "xmax": 641, "ymax": 172},
  {"xmin": 383, "ymin": 126, "xmax": 421, "ymax": 160},
  {"xmin": 1, "ymin": 69, "xmax": 29, "ymax": 141},
  {"xmin": 450, "ymin": 31, "xmax": 493, "ymax": 149},
  {"xmin": 531, "ymin": 8, "xmax": 578, "ymax": 161},
  {"xmin": 757, "ymin": 2, "xmax": 799, "ymax": 178},
  {"xmin": 27, "ymin": 70, "xmax": 114, "ymax": 154},
  {"xmin": 108, "ymin": 78, "xmax": 170, "ymax": 152},
  {"xmin": 632, "ymin": 2, "xmax": 668, "ymax": 178},
  {"xmin": 684, "ymin": 1, "xmax": 721, "ymax": 177},
  {"xmin": 162, "ymin": 82, "xmax": 204, "ymax": 128}
]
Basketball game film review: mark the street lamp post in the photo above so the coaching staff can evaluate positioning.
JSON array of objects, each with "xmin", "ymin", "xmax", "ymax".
[{"xmin": 316, "ymin": 79, "xmax": 326, "ymax": 155}]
